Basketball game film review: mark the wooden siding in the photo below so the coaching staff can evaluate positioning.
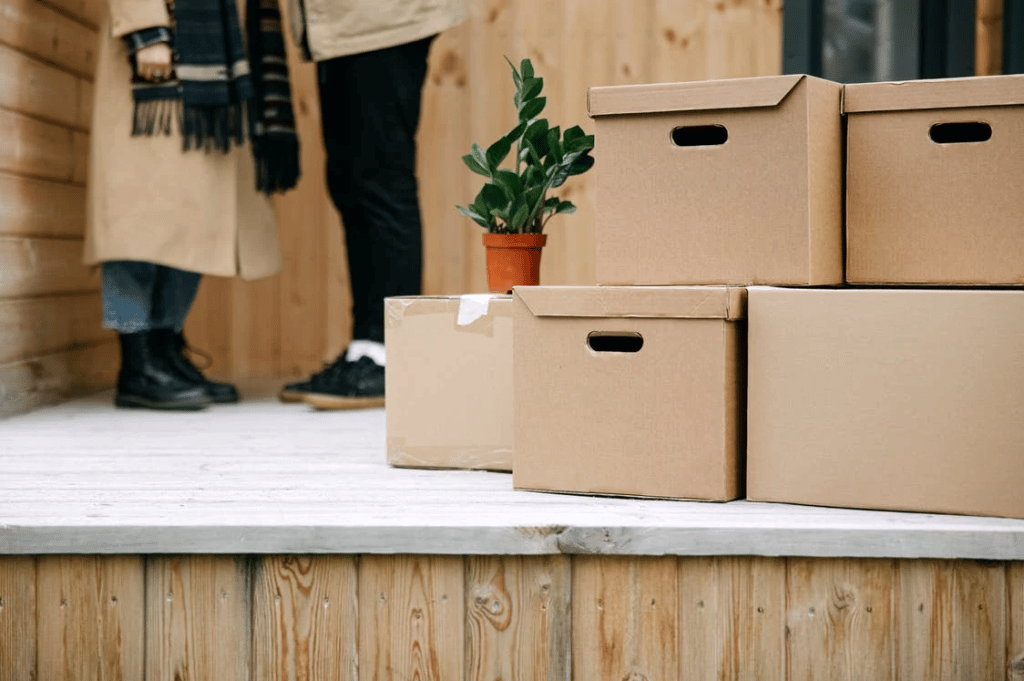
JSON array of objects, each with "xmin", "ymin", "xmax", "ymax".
[
  {"xmin": 0, "ymin": 0, "xmax": 114, "ymax": 417},
  {"xmin": 2, "ymin": 554, "xmax": 1024, "ymax": 680}
]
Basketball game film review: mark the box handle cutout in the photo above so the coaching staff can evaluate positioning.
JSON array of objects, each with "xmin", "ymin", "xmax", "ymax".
[
  {"xmin": 929, "ymin": 122, "xmax": 992, "ymax": 144},
  {"xmin": 587, "ymin": 332, "xmax": 644, "ymax": 353},
  {"xmin": 671, "ymin": 125, "xmax": 728, "ymax": 147}
]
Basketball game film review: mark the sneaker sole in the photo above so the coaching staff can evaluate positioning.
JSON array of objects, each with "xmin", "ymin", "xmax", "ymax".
[
  {"xmin": 303, "ymin": 393, "xmax": 385, "ymax": 410},
  {"xmin": 279, "ymin": 389, "xmax": 307, "ymax": 403}
]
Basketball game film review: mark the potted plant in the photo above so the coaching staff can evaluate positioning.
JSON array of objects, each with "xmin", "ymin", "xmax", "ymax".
[{"xmin": 457, "ymin": 58, "xmax": 595, "ymax": 293}]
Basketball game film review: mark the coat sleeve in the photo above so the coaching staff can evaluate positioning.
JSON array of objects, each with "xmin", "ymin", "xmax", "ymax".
[{"xmin": 108, "ymin": 0, "xmax": 172, "ymax": 39}]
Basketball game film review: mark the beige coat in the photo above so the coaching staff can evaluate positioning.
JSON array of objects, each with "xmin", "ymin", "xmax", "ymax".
[
  {"xmin": 84, "ymin": 0, "xmax": 281, "ymax": 279},
  {"xmin": 288, "ymin": 0, "xmax": 465, "ymax": 62}
]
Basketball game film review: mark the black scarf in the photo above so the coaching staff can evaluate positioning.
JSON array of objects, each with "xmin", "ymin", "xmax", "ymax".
[{"xmin": 128, "ymin": 0, "xmax": 300, "ymax": 194}]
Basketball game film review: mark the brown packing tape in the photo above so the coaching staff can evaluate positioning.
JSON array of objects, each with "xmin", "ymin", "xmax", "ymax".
[{"xmin": 387, "ymin": 437, "xmax": 512, "ymax": 472}]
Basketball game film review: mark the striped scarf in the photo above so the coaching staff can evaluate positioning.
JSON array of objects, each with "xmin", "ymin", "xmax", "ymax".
[{"xmin": 128, "ymin": 0, "xmax": 300, "ymax": 194}]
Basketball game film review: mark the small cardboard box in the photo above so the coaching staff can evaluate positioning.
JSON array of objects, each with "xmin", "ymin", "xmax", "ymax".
[
  {"xmin": 512, "ymin": 286, "xmax": 746, "ymax": 501},
  {"xmin": 747, "ymin": 287, "xmax": 1024, "ymax": 519},
  {"xmin": 385, "ymin": 295, "xmax": 512, "ymax": 472},
  {"xmin": 587, "ymin": 75, "xmax": 843, "ymax": 286},
  {"xmin": 845, "ymin": 75, "xmax": 1024, "ymax": 285}
]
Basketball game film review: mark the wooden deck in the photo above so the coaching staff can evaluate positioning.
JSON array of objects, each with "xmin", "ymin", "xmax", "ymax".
[
  {"xmin": 4, "ymin": 386, "xmax": 1024, "ymax": 680},
  {"xmin": 3, "ymin": 384, "xmax": 1024, "ymax": 558}
]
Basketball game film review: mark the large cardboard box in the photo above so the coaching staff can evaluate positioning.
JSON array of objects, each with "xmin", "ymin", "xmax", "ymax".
[
  {"xmin": 385, "ymin": 295, "xmax": 512, "ymax": 472},
  {"xmin": 587, "ymin": 75, "xmax": 843, "ymax": 286},
  {"xmin": 513, "ymin": 286, "xmax": 746, "ymax": 500},
  {"xmin": 845, "ymin": 75, "xmax": 1024, "ymax": 284},
  {"xmin": 747, "ymin": 287, "xmax": 1024, "ymax": 519}
]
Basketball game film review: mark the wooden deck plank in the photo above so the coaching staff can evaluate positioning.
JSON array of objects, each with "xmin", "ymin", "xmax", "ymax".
[
  {"xmin": 4, "ymin": 390, "xmax": 1024, "ymax": 557},
  {"xmin": 358, "ymin": 555, "xmax": 465, "ymax": 681},
  {"xmin": 36, "ymin": 555, "xmax": 144, "ymax": 681},
  {"xmin": 573, "ymin": 556, "xmax": 678, "ymax": 681},
  {"xmin": 465, "ymin": 556, "xmax": 571, "ymax": 681},
  {"xmin": 146, "ymin": 556, "xmax": 251, "ymax": 681},
  {"xmin": 252, "ymin": 555, "xmax": 358, "ymax": 681},
  {"xmin": 0, "ymin": 556, "xmax": 36, "ymax": 681}
]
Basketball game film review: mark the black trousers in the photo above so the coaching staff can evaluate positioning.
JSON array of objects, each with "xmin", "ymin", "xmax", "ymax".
[{"xmin": 317, "ymin": 36, "xmax": 434, "ymax": 345}]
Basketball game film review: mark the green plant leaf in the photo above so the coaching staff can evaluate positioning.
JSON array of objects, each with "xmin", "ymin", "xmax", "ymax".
[
  {"xmin": 485, "ymin": 137, "xmax": 513, "ymax": 171},
  {"xmin": 470, "ymin": 143, "xmax": 489, "ymax": 171},
  {"xmin": 555, "ymin": 200, "xmax": 577, "ymax": 215},
  {"xmin": 521, "ymin": 77, "xmax": 544, "ymax": 102},
  {"xmin": 505, "ymin": 56, "xmax": 522, "ymax": 88},
  {"xmin": 462, "ymin": 153, "xmax": 490, "ymax": 177},
  {"xmin": 510, "ymin": 201, "xmax": 531, "ymax": 230},
  {"xmin": 543, "ymin": 196, "xmax": 559, "ymax": 210},
  {"xmin": 456, "ymin": 204, "xmax": 491, "ymax": 229},
  {"xmin": 480, "ymin": 182, "xmax": 508, "ymax": 212},
  {"xmin": 546, "ymin": 128, "xmax": 563, "ymax": 162},
  {"xmin": 519, "ymin": 97, "xmax": 546, "ymax": 122},
  {"xmin": 523, "ymin": 138, "xmax": 544, "ymax": 167},
  {"xmin": 564, "ymin": 133, "xmax": 595, "ymax": 154},
  {"xmin": 520, "ymin": 58, "xmax": 534, "ymax": 80},
  {"xmin": 493, "ymin": 169, "xmax": 523, "ymax": 199},
  {"xmin": 566, "ymin": 152, "xmax": 595, "ymax": 176},
  {"xmin": 563, "ymin": 125, "xmax": 585, "ymax": 143},
  {"xmin": 521, "ymin": 162, "xmax": 544, "ymax": 188}
]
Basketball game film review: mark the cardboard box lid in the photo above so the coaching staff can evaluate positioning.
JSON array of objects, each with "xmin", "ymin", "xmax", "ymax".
[
  {"xmin": 514, "ymin": 286, "xmax": 746, "ymax": 320},
  {"xmin": 843, "ymin": 74, "xmax": 1024, "ymax": 114},
  {"xmin": 587, "ymin": 75, "xmax": 805, "ymax": 117}
]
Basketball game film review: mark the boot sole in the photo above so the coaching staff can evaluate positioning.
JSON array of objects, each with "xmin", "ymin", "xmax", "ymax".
[
  {"xmin": 303, "ymin": 393, "xmax": 385, "ymax": 410},
  {"xmin": 115, "ymin": 394, "xmax": 210, "ymax": 411}
]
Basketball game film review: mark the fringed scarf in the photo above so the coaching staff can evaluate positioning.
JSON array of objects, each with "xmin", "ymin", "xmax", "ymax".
[{"xmin": 127, "ymin": 0, "xmax": 300, "ymax": 194}]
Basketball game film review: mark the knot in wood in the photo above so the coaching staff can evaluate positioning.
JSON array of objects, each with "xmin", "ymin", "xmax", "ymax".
[
  {"xmin": 1009, "ymin": 652, "xmax": 1024, "ymax": 676},
  {"xmin": 622, "ymin": 672, "xmax": 650, "ymax": 681}
]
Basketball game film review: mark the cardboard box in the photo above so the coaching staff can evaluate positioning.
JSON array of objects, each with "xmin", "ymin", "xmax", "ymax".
[
  {"xmin": 587, "ymin": 75, "xmax": 843, "ymax": 286},
  {"xmin": 512, "ymin": 286, "xmax": 746, "ymax": 500},
  {"xmin": 385, "ymin": 295, "xmax": 512, "ymax": 472},
  {"xmin": 747, "ymin": 287, "xmax": 1024, "ymax": 519},
  {"xmin": 845, "ymin": 75, "xmax": 1024, "ymax": 284}
]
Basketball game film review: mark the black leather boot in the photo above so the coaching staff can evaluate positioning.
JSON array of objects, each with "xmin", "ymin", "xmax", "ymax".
[
  {"xmin": 115, "ymin": 331, "xmax": 211, "ymax": 410},
  {"xmin": 152, "ymin": 328, "xmax": 240, "ymax": 404}
]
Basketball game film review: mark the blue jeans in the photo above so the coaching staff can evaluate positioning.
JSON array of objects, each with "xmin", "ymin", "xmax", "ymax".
[{"xmin": 102, "ymin": 261, "xmax": 201, "ymax": 333}]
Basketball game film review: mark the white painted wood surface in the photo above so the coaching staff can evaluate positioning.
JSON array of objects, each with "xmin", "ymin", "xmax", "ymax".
[{"xmin": 2, "ymin": 385, "xmax": 1024, "ymax": 558}]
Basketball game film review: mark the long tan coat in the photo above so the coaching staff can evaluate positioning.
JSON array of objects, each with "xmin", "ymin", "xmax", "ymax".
[
  {"xmin": 287, "ymin": 0, "xmax": 465, "ymax": 62},
  {"xmin": 84, "ymin": 0, "xmax": 281, "ymax": 279}
]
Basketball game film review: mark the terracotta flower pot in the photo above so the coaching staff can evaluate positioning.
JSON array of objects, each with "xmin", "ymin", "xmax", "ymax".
[{"xmin": 482, "ymin": 232, "xmax": 547, "ymax": 294}]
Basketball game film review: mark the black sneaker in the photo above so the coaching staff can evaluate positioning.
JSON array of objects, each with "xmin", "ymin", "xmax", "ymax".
[
  {"xmin": 279, "ymin": 354, "xmax": 349, "ymax": 403},
  {"xmin": 303, "ymin": 356, "xmax": 385, "ymax": 410}
]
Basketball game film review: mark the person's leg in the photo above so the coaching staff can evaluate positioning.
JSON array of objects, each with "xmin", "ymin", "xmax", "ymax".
[
  {"xmin": 290, "ymin": 37, "xmax": 433, "ymax": 409},
  {"xmin": 147, "ymin": 266, "xmax": 241, "ymax": 403},
  {"xmin": 102, "ymin": 261, "xmax": 209, "ymax": 410}
]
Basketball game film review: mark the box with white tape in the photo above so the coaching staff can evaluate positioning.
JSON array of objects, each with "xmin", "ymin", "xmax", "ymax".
[{"xmin": 384, "ymin": 295, "xmax": 512, "ymax": 471}]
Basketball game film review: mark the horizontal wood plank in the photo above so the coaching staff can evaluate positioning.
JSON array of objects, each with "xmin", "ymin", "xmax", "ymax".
[
  {"xmin": 0, "ymin": 293, "xmax": 112, "ymax": 364},
  {"xmin": 0, "ymin": 340, "xmax": 116, "ymax": 417},
  {"xmin": 0, "ymin": 44, "xmax": 87, "ymax": 129},
  {"xmin": 0, "ymin": 236, "xmax": 98, "ymax": 298},
  {"xmin": 0, "ymin": 109, "xmax": 81, "ymax": 183},
  {"xmin": 0, "ymin": 172, "xmax": 87, "ymax": 238},
  {"xmin": 40, "ymin": 0, "xmax": 103, "ymax": 29},
  {"xmin": 0, "ymin": 0, "xmax": 98, "ymax": 76}
]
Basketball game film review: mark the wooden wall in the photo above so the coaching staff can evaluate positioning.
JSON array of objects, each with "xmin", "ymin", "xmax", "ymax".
[
  {"xmin": 0, "ymin": 0, "xmax": 117, "ymax": 416},
  {"xmin": 3, "ymin": 553, "xmax": 1024, "ymax": 680}
]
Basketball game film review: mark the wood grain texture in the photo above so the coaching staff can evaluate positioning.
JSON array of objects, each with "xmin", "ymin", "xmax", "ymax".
[
  {"xmin": 0, "ymin": 340, "xmax": 116, "ymax": 417},
  {"xmin": 359, "ymin": 555, "xmax": 465, "ymax": 681},
  {"xmin": 678, "ymin": 556, "xmax": 787, "ymax": 681},
  {"xmin": 0, "ymin": 293, "xmax": 111, "ymax": 365},
  {"xmin": 0, "ymin": 44, "xmax": 88, "ymax": 129},
  {"xmin": 785, "ymin": 558, "xmax": 895, "ymax": 681},
  {"xmin": 0, "ymin": 172, "xmax": 87, "ymax": 238},
  {"xmin": 0, "ymin": 0, "xmax": 98, "ymax": 76},
  {"xmin": 39, "ymin": 0, "xmax": 102, "ymax": 29},
  {"xmin": 898, "ymin": 559, "xmax": 1007, "ymax": 681},
  {"xmin": 36, "ymin": 555, "xmax": 144, "ymax": 681},
  {"xmin": 465, "ymin": 556, "xmax": 571, "ymax": 681},
  {"xmin": 145, "ymin": 555, "xmax": 251, "ymax": 681},
  {"xmin": 573, "ymin": 556, "xmax": 678, "ymax": 681},
  {"xmin": 0, "ymin": 109, "xmax": 81, "ymax": 183},
  {"xmin": 1009, "ymin": 563, "xmax": 1024, "ymax": 680},
  {"xmin": 0, "ymin": 556, "xmax": 36, "ymax": 681},
  {"xmin": 0, "ymin": 236, "xmax": 97, "ymax": 298},
  {"xmin": 252, "ymin": 555, "xmax": 358, "ymax": 681}
]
